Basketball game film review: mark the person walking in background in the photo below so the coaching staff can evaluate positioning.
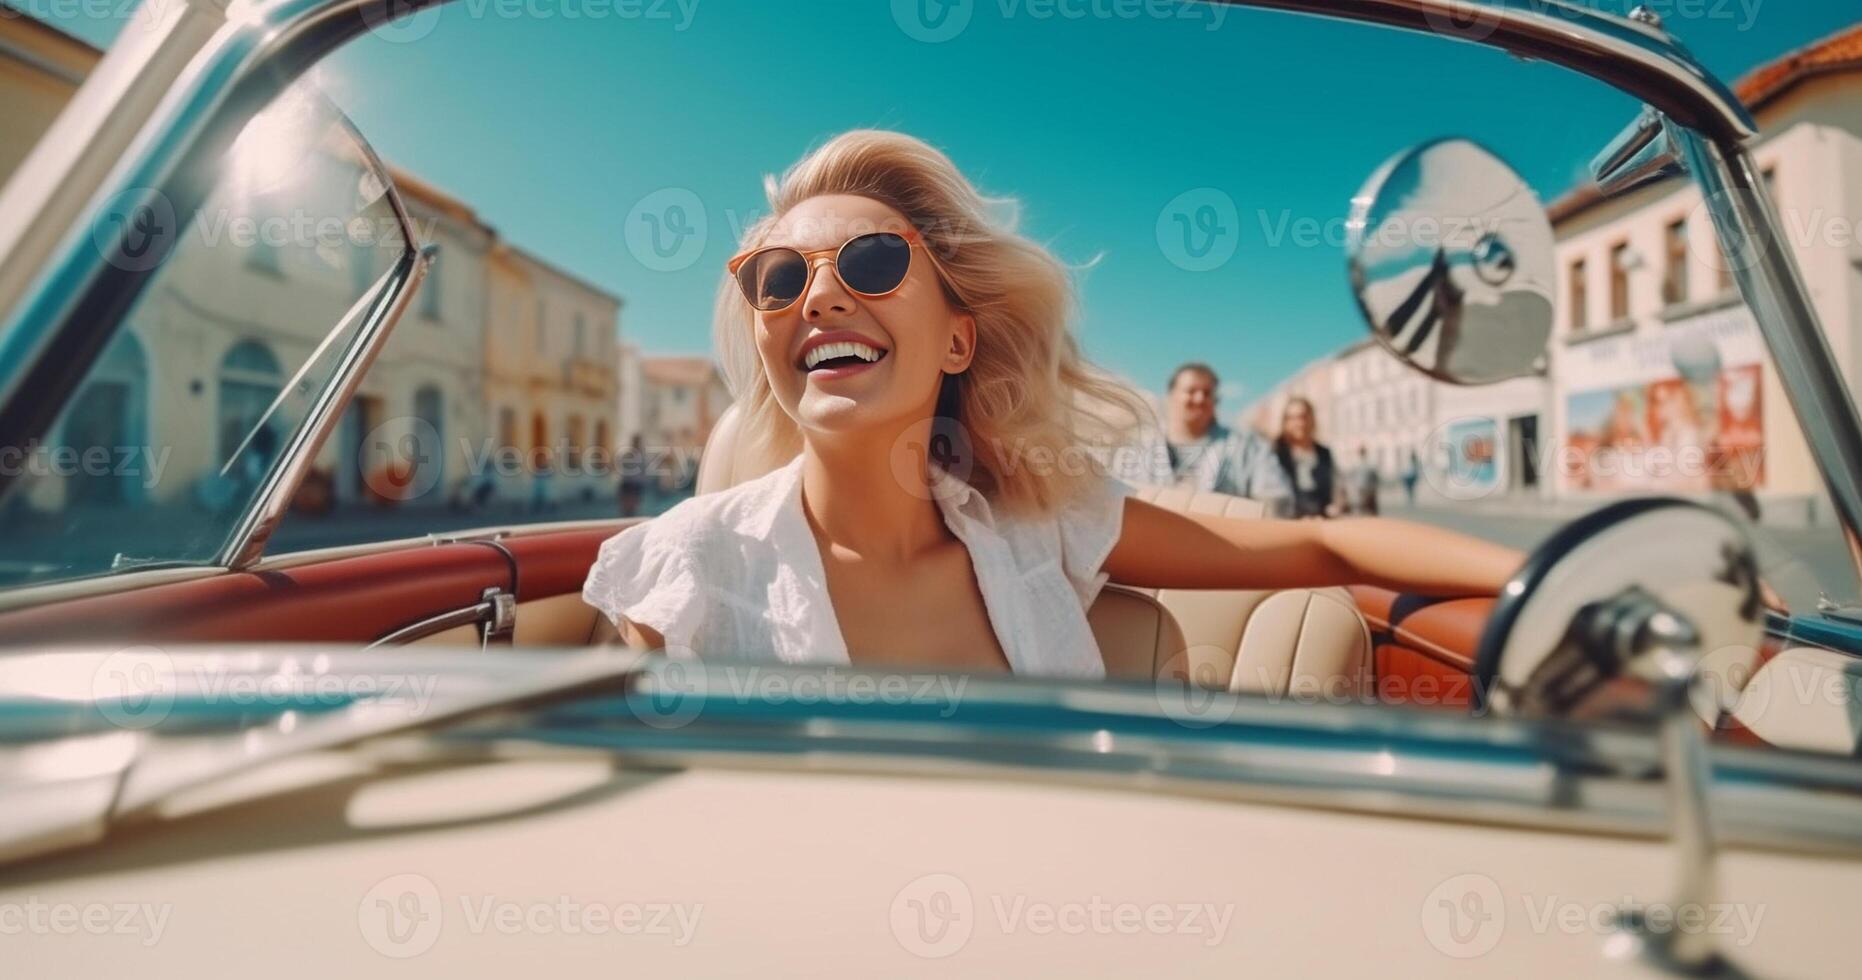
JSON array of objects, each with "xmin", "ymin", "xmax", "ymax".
[
  {"xmin": 1272, "ymin": 396, "xmax": 1341, "ymax": 519},
  {"xmin": 617, "ymin": 435, "xmax": 648, "ymax": 517},
  {"xmin": 1120, "ymin": 362, "xmax": 1288, "ymax": 504},
  {"xmin": 1350, "ymin": 446, "xmax": 1380, "ymax": 516},
  {"xmin": 1401, "ymin": 450, "xmax": 1420, "ymax": 508}
]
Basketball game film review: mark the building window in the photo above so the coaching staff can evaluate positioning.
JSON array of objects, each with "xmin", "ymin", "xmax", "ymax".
[
  {"xmin": 217, "ymin": 340, "xmax": 283, "ymax": 470},
  {"xmin": 1662, "ymin": 219, "xmax": 1688, "ymax": 307},
  {"xmin": 421, "ymin": 251, "xmax": 441, "ymax": 320},
  {"xmin": 1568, "ymin": 257, "xmax": 1589, "ymax": 332},
  {"xmin": 1608, "ymin": 241, "xmax": 1631, "ymax": 321},
  {"xmin": 574, "ymin": 313, "xmax": 587, "ymax": 358}
]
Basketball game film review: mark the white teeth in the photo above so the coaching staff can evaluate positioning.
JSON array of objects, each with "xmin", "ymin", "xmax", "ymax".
[{"xmin": 803, "ymin": 341, "xmax": 884, "ymax": 370}]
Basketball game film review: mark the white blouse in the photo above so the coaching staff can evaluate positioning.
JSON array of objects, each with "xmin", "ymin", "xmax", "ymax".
[{"xmin": 581, "ymin": 456, "xmax": 1133, "ymax": 679}]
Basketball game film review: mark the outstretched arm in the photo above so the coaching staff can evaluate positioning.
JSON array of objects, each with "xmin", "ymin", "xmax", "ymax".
[{"xmin": 1105, "ymin": 497, "xmax": 1521, "ymax": 597}]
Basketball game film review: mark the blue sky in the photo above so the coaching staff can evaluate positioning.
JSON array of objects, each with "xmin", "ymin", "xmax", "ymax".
[{"xmin": 42, "ymin": 1, "xmax": 1859, "ymax": 402}]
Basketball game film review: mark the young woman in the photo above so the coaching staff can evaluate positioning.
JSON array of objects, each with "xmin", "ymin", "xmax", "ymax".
[{"xmin": 583, "ymin": 130, "xmax": 1521, "ymax": 678}]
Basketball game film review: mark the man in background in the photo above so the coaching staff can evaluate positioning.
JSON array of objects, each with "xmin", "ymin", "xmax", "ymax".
[{"xmin": 1120, "ymin": 363, "xmax": 1288, "ymax": 504}]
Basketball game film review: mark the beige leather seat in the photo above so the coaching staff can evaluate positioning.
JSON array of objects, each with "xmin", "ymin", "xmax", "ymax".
[{"xmin": 685, "ymin": 406, "xmax": 1373, "ymax": 696}]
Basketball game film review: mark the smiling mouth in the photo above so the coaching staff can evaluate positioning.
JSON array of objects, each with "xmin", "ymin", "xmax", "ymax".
[{"xmin": 800, "ymin": 341, "xmax": 889, "ymax": 373}]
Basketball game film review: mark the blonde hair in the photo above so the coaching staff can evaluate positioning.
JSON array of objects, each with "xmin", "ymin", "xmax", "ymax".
[{"xmin": 714, "ymin": 129, "xmax": 1150, "ymax": 514}]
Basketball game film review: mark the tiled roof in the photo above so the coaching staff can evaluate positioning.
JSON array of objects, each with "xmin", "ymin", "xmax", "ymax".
[
  {"xmin": 642, "ymin": 355, "xmax": 721, "ymax": 386},
  {"xmin": 1547, "ymin": 21, "xmax": 1862, "ymax": 226}
]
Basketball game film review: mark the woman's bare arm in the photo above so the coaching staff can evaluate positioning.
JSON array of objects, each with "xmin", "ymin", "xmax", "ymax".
[{"xmin": 1105, "ymin": 497, "xmax": 1522, "ymax": 597}]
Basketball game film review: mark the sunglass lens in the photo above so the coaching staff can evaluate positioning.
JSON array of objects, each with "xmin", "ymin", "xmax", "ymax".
[
  {"xmin": 836, "ymin": 233, "xmax": 913, "ymax": 296},
  {"xmin": 738, "ymin": 248, "xmax": 809, "ymax": 311}
]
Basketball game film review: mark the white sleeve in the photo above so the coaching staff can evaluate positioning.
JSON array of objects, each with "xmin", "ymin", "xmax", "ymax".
[
  {"xmin": 581, "ymin": 521, "xmax": 705, "ymax": 653},
  {"xmin": 1053, "ymin": 473, "xmax": 1136, "ymax": 610}
]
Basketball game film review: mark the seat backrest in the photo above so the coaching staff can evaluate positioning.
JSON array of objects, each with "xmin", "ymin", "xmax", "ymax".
[
  {"xmin": 693, "ymin": 405, "xmax": 1373, "ymax": 694},
  {"xmin": 1124, "ymin": 486, "xmax": 1373, "ymax": 699}
]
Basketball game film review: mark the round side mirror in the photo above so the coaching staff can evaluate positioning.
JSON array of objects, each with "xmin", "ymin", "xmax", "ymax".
[
  {"xmin": 1473, "ymin": 499, "xmax": 1765, "ymax": 721},
  {"xmin": 1346, "ymin": 138, "xmax": 1555, "ymax": 385}
]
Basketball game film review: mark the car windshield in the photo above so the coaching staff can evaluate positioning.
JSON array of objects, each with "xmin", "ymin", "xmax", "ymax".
[
  {"xmin": 6, "ymin": 2, "xmax": 1859, "ymax": 614},
  {"xmin": 0, "ymin": 86, "xmax": 412, "ymax": 588}
]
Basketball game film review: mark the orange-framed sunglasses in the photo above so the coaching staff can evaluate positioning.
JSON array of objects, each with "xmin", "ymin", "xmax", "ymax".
[{"xmin": 727, "ymin": 229, "xmax": 935, "ymax": 313}]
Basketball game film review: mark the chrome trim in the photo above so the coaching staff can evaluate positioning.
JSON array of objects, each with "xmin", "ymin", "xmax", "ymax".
[
  {"xmin": 5, "ymin": 649, "xmax": 1862, "ymax": 864},
  {"xmin": 1590, "ymin": 107, "xmax": 1685, "ymax": 196},
  {"xmin": 1675, "ymin": 130, "xmax": 1862, "ymax": 546},
  {"xmin": 366, "ymin": 585, "xmax": 513, "ymax": 648},
  {"xmin": 247, "ymin": 517, "xmax": 637, "ymax": 574},
  {"xmin": 451, "ymin": 657, "xmax": 1862, "ymax": 856},
  {"xmin": 221, "ymin": 240, "xmax": 432, "ymax": 568},
  {"xmin": 1213, "ymin": 0, "xmax": 1755, "ymax": 141}
]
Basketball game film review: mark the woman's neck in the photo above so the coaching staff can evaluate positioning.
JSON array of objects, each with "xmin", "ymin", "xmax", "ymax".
[{"xmin": 799, "ymin": 420, "xmax": 951, "ymax": 563}]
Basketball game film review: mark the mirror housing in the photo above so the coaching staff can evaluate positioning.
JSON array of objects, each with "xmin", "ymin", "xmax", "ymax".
[{"xmin": 1346, "ymin": 139, "xmax": 1555, "ymax": 385}]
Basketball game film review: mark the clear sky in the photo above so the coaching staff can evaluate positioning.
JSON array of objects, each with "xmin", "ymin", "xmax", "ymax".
[{"xmin": 38, "ymin": 1, "xmax": 1861, "ymax": 402}]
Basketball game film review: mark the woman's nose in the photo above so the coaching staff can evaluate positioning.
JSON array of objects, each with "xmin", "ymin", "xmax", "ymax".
[{"xmin": 801, "ymin": 257, "xmax": 855, "ymax": 322}]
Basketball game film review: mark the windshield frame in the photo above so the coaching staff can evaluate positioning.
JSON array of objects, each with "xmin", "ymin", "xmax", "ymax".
[{"xmin": 0, "ymin": 0, "xmax": 1854, "ymax": 586}]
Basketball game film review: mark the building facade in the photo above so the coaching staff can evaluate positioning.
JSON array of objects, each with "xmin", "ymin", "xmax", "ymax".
[
  {"xmin": 637, "ymin": 355, "xmax": 731, "ymax": 490},
  {"xmin": 2, "ymin": 15, "xmax": 622, "ymax": 520},
  {"xmin": 484, "ymin": 244, "xmax": 622, "ymax": 507},
  {"xmin": 1545, "ymin": 24, "xmax": 1862, "ymax": 525},
  {"xmin": 1327, "ymin": 339, "xmax": 1435, "ymax": 482}
]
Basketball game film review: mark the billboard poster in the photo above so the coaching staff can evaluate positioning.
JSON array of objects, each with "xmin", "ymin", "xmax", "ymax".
[
  {"xmin": 1561, "ymin": 364, "xmax": 1764, "ymax": 493},
  {"xmin": 1440, "ymin": 417, "xmax": 1500, "ymax": 497}
]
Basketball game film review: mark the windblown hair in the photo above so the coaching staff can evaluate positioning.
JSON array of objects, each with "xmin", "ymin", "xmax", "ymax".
[{"xmin": 714, "ymin": 129, "xmax": 1152, "ymax": 515}]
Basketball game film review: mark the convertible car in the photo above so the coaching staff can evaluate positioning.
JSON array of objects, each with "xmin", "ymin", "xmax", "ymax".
[{"xmin": 0, "ymin": 0, "xmax": 1859, "ymax": 976}]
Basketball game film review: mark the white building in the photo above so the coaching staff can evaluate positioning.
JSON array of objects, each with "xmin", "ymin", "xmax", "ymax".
[
  {"xmin": 636, "ymin": 355, "xmax": 731, "ymax": 489},
  {"xmin": 1544, "ymin": 23, "xmax": 1862, "ymax": 526},
  {"xmin": 1328, "ymin": 339, "xmax": 1435, "ymax": 480}
]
